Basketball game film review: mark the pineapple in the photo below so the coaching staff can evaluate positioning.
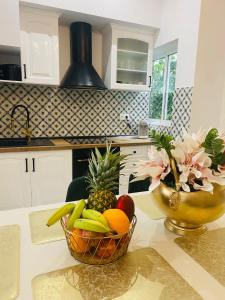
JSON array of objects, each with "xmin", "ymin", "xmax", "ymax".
[{"xmin": 87, "ymin": 143, "xmax": 126, "ymax": 213}]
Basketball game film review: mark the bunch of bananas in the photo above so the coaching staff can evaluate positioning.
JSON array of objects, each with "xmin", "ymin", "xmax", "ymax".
[{"xmin": 47, "ymin": 200, "xmax": 110, "ymax": 233}]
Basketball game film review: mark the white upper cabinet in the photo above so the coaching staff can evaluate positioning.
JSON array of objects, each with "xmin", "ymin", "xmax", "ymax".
[
  {"xmin": 0, "ymin": 0, "xmax": 20, "ymax": 49},
  {"xmin": 102, "ymin": 24, "xmax": 153, "ymax": 91},
  {"xmin": 20, "ymin": 6, "xmax": 60, "ymax": 85}
]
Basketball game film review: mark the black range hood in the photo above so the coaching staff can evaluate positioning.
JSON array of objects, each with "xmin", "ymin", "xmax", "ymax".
[{"xmin": 60, "ymin": 22, "xmax": 106, "ymax": 90}]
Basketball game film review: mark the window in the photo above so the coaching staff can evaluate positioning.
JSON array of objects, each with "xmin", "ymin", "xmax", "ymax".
[{"xmin": 149, "ymin": 41, "xmax": 178, "ymax": 123}]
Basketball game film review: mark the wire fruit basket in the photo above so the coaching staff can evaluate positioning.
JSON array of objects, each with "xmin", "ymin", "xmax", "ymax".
[{"xmin": 61, "ymin": 215, "xmax": 137, "ymax": 265}]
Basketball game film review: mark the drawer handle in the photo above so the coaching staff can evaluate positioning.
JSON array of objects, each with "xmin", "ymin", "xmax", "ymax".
[
  {"xmin": 32, "ymin": 158, "xmax": 35, "ymax": 172},
  {"xmin": 25, "ymin": 158, "xmax": 28, "ymax": 172},
  {"xmin": 133, "ymin": 151, "xmax": 136, "ymax": 154}
]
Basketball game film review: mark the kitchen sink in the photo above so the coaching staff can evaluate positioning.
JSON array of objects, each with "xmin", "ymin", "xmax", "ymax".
[{"xmin": 0, "ymin": 138, "xmax": 54, "ymax": 147}]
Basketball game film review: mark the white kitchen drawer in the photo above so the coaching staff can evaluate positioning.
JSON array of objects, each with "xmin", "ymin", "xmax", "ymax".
[
  {"xmin": 126, "ymin": 155, "xmax": 147, "ymax": 164},
  {"xmin": 120, "ymin": 145, "xmax": 149, "ymax": 194},
  {"xmin": 121, "ymin": 145, "xmax": 149, "ymax": 157}
]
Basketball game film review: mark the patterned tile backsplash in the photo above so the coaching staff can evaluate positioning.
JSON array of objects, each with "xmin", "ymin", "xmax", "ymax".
[
  {"xmin": 148, "ymin": 87, "xmax": 193, "ymax": 139},
  {"xmin": 170, "ymin": 87, "xmax": 192, "ymax": 138},
  {"xmin": 0, "ymin": 83, "xmax": 149, "ymax": 138},
  {"xmin": 0, "ymin": 83, "xmax": 192, "ymax": 139}
]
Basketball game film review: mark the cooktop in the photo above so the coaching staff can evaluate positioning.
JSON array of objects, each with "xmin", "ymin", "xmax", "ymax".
[{"xmin": 65, "ymin": 136, "xmax": 109, "ymax": 145}]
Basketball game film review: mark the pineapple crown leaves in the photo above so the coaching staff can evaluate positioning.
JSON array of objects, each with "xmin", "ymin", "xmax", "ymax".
[
  {"xmin": 87, "ymin": 142, "xmax": 127, "ymax": 193},
  {"xmin": 149, "ymin": 129, "xmax": 174, "ymax": 156},
  {"xmin": 201, "ymin": 128, "xmax": 225, "ymax": 169}
]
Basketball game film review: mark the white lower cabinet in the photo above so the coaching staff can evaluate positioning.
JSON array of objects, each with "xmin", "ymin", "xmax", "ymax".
[
  {"xmin": 0, "ymin": 152, "xmax": 31, "ymax": 210},
  {"xmin": 0, "ymin": 150, "xmax": 72, "ymax": 210},
  {"xmin": 30, "ymin": 151, "xmax": 72, "ymax": 206},
  {"xmin": 119, "ymin": 145, "xmax": 149, "ymax": 194}
]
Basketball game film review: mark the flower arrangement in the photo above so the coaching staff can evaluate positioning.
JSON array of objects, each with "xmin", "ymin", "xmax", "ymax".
[{"xmin": 135, "ymin": 128, "xmax": 225, "ymax": 193}]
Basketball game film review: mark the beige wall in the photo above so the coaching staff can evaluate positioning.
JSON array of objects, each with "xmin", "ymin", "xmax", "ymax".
[
  {"xmin": 191, "ymin": 0, "xmax": 225, "ymax": 131},
  {"xmin": 155, "ymin": 0, "xmax": 201, "ymax": 88}
]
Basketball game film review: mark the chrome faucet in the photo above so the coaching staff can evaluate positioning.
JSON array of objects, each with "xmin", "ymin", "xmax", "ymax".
[{"xmin": 10, "ymin": 104, "xmax": 32, "ymax": 141}]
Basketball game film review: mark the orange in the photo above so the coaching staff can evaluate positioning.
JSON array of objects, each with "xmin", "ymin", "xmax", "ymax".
[
  {"xmin": 70, "ymin": 228, "xmax": 90, "ymax": 253},
  {"xmin": 96, "ymin": 239, "xmax": 116, "ymax": 258},
  {"xmin": 103, "ymin": 209, "xmax": 130, "ymax": 234},
  {"xmin": 80, "ymin": 230, "xmax": 105, "ymax": 247}
]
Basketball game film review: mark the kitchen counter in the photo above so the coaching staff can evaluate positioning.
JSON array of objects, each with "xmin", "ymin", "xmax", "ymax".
[
  {"xmin": 0, "ymin": 137, "xmax": 152, "ymax": 153},
  {"xmin": 0, "ymin": 193, "xmax": 224, "ymax": 300}
]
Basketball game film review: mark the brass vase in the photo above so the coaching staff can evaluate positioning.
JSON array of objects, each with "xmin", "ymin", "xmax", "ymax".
[{"xmin": 152, "ymin": 182, "xmax": 225, "ymax": 236}]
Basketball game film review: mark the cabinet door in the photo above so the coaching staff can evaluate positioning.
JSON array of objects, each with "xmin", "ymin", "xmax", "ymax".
[
  {"xmin": 0, "ymin": 0, "xmax": 20, "ymax": 48},
  {"xmin": 30, "ymin": 150, "xmax": 72, "ymax": 206},
  {"xmin": 20, "ymin": 6, "xmax": 59, "ymax": 85},
  {"xmin": 108, "ymin": 26, "xmax": 153, "ymax": 91},
  {"xmin": 0, "ymin": 152, "xmax": 31, "ymax": 210},
  {"xmin": 119, "ymin": 145, "xmax": 149, "ymax": 194}
]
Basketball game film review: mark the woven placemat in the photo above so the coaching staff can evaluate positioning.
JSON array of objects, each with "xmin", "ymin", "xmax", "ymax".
[
  {"xmin": 32, "ymin": 247, "xmax": 201, "ymax": 300},
  {"xmin": 175, "ymin": 227, "xmax": 225, "ymax": 287},
  {"xmin": 29, "ymin": 208, "xmax": 65, "ymax": 244},
  {"xmin": 0, "ymin": 224, "xmax": 20, "ymax": 300}
]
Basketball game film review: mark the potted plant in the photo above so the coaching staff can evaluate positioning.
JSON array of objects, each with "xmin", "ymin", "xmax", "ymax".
[{"xmin": 134, "ymin": 128, "xmax": 225, "ymax": 235}]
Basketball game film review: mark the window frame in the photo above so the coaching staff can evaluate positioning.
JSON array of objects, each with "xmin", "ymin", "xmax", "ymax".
[{"xmin": 149, "ymin": 40, "xmax": 178, "ymax": 127}]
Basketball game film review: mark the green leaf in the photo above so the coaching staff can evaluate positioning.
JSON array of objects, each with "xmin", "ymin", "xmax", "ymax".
[
  {"xmin": 202, "ymin": 128, "xmax": 218, "ymax": 150},
  {"xmin": 86, "ymin": 142, "xmax": 128, "ymax": 192},
  {"xmin": 201, "ymin": 128, "xmax": 225, "ymax": 170},
  {"xmin": 212, "ymin": 152, "xmax": 225, "ymax": 169},
  {"xmin": 212, "ymin": 138, "xmax": 224, "ymax": 154},
  {"xmin": 149, "ymin": 129, "xmax": 174, "ymax": 156}
]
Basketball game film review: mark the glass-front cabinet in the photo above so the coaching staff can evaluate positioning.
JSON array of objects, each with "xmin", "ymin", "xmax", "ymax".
[
  {"xmin": 117, "ymin": 39, "xmax": 148, "ymax": 86},
  {"xmin": 102, "ymin": 24, "xmax": 153, "ymax": 91}
]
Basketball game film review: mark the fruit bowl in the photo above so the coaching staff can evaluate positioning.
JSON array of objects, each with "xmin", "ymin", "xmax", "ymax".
[{"xmin": 61, "ymin": 215, "xmax": 137, "ymax": 265}]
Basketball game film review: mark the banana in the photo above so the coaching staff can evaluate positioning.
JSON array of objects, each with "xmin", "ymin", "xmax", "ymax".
[
  {"xmin": 82, "ymin": 209, "xmax": 109, "ymax": 227},
  {"xmin": 73, "ymin": 218, "xmax": 111, "ymax": 233},
  {"xmin": 47, "ymin": 203, "xmax": 75, "ymax": 226},
  {"xmin": 67, "ymin": 199, "xmax": 86, "ymax": 229}
]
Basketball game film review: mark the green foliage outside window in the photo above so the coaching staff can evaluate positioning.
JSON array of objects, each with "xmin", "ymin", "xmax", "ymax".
[{"xmin": 149, "ymin": 53, "xmax": 177, "ymax": 120}]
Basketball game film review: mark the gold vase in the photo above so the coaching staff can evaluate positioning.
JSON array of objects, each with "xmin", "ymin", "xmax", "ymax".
[{"xmin": 152, "ymin": 182, "xmax": 225, "ymax": 236}]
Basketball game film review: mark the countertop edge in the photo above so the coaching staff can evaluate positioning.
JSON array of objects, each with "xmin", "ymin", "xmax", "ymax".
[{"xmin": 0, "ymin": 139, "xmax": 152, "ymax": 153}]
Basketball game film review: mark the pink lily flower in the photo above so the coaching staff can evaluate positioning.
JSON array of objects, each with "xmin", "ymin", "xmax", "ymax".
[{"xmin": 134, "ymin": 146, "xmax": 170, "ymax": 192}]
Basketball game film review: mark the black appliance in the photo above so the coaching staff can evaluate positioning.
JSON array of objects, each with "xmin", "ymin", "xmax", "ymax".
[
  {"xmin": 60, "ymin": 22, "xmax": 106, "ymax": 90},
  {"xmin": 66, "ymin": 137, "xmax": 120, "ymax": 193},
  {"xmin": 0, "ymin": 64, "xmax": 22, "ymax": 81}
]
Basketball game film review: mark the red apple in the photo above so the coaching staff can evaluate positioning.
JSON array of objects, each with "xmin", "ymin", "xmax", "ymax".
[{"xmin": 116, "ymin": 195, "xmax": 135, "ymax": 221}]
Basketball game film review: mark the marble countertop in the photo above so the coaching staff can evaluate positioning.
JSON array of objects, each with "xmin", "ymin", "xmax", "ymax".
[{"xmin": 0, "ymin": 192, "xmax": 225, "ymax": 299}]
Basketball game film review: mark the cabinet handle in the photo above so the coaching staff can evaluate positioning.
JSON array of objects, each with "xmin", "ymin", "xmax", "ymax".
[
  {"xmin": 77, "ymin": 159, "xmax": 89, "ymax": 163},
  {"xmin": 133, "ymin": 151, "xmax": 136, "ymax": 154},
  {"xmin": 148, "ymin": 76, "xmax": 151, "ymax": 88},
  {"xmin": 23, "ymin": 64, "xmax": 27, "ymax": 79},
  {"xmin": 25, "ymin": 158, "xmax": 28, "ymax": 172},
  {"xmin": 32, "ymin": 158, "xmax": 35, "ymax": 172}
]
